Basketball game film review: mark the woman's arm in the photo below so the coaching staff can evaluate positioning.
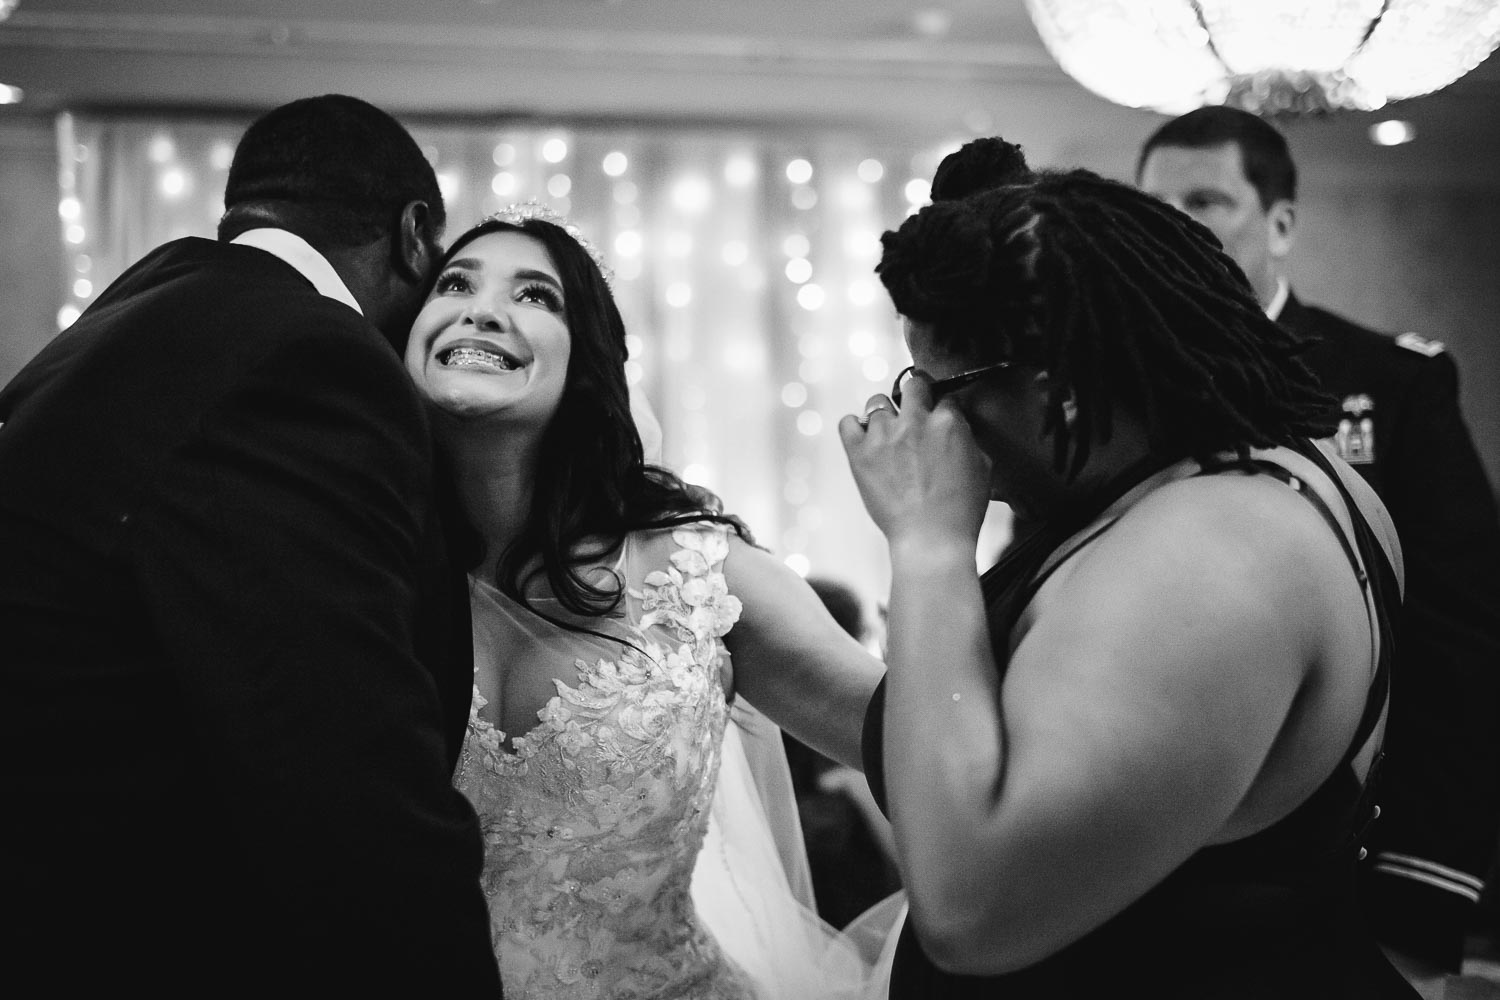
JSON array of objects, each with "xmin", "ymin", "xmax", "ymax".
[
  {"xmin": 840, "ymin": 380, "xmax": 1339, "ymax": 975},
  {"xmin": 720, "ymin": 538, "xmax": 885, "ymax": 771},
  {"xmin": 882, "ymin": 489, "xmax": 1326, "ymax": 972}
]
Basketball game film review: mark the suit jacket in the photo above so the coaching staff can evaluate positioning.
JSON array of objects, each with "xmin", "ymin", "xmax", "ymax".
[
  {"xmin": 0, "ymin": 238, "xmax": 501, "ymax": 993},
  {"xmin": 1283, "ymin": 292, "xmax": 1500, "ymax": 970}
]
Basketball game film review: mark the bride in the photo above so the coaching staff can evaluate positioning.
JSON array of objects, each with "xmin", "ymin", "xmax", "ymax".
[{"xmin": 404, "ymin": 202, "xmax": 897, "ymax": 999}]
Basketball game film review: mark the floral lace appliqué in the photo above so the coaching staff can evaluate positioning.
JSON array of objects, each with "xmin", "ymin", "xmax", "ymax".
[{"xmin": 455, "ymin": 525, "xmax": 755, "ymax": 1000}]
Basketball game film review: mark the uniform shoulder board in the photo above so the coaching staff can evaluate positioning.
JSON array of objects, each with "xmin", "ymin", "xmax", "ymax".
[{"xmin": 1396, "ymin": 331, "xmax": 1445, "ymax": 357}]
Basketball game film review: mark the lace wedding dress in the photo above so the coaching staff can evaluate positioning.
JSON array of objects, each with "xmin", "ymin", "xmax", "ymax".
[{"xmin": 455, "ymin": 524, "xmax": 899, "ymax": 1000}]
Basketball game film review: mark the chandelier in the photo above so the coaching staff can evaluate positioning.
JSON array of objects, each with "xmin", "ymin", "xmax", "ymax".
[{"xmin": 1023, "ymin": 0, "xmax": 1500, "ymax": 115}]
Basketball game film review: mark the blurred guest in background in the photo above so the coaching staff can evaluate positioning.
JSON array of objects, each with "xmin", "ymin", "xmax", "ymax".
[
  {"xmin": 783, "ymin": 575, "xmax": 901, "ymax": 929},
  {"xmin": 842, "ymin": 139, "xmax": 1417, "ymax": 997},
  {"xmin": 1140, "ymin": 106, "xmax": 1500, "ymax": 989}
]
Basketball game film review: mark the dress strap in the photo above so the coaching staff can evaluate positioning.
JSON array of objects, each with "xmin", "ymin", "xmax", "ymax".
[
  {"xmin": 1195, "ymin": 454, "xmax": 1369, "ymax": 593},
  {"xmin": 1021, "ymin": 457, "xmax": 1200, "ymax": 607},
  {"xmin": 1017, "ymin": 445, "xmax": 1395, "ymax": 802},
  {"xmin": 1030, "ymin": 518, "xmax": 1121, "ymax": 592},
  {"xmin": 1197, "ymin": 442, "xmax": 1400, "ymax": 858},
  {"xmin": 1302, "ymin": 442, "xmax": 1400, "ymax": 857},
  {"xmin": 1195, "ymin": 445, "xmax": 1396, "ymax": 777}
]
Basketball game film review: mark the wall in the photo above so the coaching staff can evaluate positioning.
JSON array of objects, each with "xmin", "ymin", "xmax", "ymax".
[
  {"xmin": 1291, "ymin": 180, "xmax": 1500, "ymax": 493},
  {"xmin": 0, "ymin": 115, "xmax": 62, "ymax": 384},
  {"xmin": 3, "ymin": 110, "xmax": 1498, "ymax": 496}
]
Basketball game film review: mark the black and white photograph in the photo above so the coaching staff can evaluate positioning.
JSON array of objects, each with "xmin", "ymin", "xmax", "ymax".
[{"xmin": 3, "ymin": 2, "xmax": 1500, "ymax": 996}]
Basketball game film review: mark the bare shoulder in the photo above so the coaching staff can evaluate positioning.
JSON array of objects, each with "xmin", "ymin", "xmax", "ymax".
[
  {"xmin": 720, "ymin": 530, "xmax": 781, "ymax": 575},
  {"xmin": 1032, "ymin": 466, "xmax": 1352, "ymax": 650},
  {"xmin": 1011, "ymin": 466, "xmax": 1348, "ymax": 760},
  {"xmin": 718, "ymin": 534, "xmax": 857, "ymax": 642},
  {"xmin": 1097, "ymin": 471, "xmax": 1335, "ymax": 583},
  {"xmin": 718, "ymin": 532, "xmax": 803, "ymax": 610}
]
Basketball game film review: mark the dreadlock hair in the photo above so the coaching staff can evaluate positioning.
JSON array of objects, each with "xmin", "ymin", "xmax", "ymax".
[
  {"xmin": 930, "ymin": 136, "xmax": 1033, "ymax": 201},
  {"xmin": 436, "ymin": 216, "xmax": 752, "ymax": 622},
  {"xmin": 877, "ymin": 154, "xmax": 1333, "ymax": 478}
]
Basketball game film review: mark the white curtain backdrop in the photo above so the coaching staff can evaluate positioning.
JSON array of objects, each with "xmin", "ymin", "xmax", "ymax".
[{"xmin": 54, "ymin": 111, "xmax": 1012, "ymax": 611}]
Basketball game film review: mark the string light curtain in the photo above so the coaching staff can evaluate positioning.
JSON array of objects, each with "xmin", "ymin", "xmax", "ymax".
[
  {"xmin": 1024, "ymin": 0, "xmax": 1500, "ymax": 115},
  {"xmin": 55, "ymin": 111, "xmax": 964, "ymax": 606}
]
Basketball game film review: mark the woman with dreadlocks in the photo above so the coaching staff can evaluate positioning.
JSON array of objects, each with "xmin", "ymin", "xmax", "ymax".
[{"xmin": 839, "ymin": 139, "xmax": 1419, "ymax": 997}]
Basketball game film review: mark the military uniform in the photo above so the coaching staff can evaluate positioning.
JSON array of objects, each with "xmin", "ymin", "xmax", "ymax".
[{"xmin": 1280, "ymin": 292, "xmax": 1500, "ymax": 970}]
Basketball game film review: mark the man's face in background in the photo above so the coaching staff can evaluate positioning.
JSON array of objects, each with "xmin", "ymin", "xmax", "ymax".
[{"xmin": 1138, "ymin": 140, "xmax": 1293, "ymax": 309}]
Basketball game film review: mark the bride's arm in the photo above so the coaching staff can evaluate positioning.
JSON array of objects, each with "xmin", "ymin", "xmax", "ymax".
[{"xmin": 719, "ymin": 536, "xmax": 885, "ymax": 771}]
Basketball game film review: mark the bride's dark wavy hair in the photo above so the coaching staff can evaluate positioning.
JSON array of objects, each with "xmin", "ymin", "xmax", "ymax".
[
  {"xmin": 437, "ymin": 216, "xmax": 752, "ymax": 619},
  {"xmin": 878, "ymin": 140, "xmax": 1334, "ymax": 477}
]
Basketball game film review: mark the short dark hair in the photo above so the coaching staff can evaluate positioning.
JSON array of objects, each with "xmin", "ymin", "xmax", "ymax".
[
  {"xmin": 437, "ymin": 216, "xmax": 750, "ymax": 619},
  {"xmin": 217, "ymin": 94, "xmax": 445, "ymax": 248},
  {"xmin": 878, "ymin": 157, "xmax": 1332, "ymax": 477},
  {"xmin": 1137, "ymin": 105, "xmax": 1297, "ymax": 211}
]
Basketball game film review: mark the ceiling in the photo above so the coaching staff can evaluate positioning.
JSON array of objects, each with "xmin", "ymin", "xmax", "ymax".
[{"xmin": 2, "ymin": 0, "xmax": 1498, "ymax": 182}]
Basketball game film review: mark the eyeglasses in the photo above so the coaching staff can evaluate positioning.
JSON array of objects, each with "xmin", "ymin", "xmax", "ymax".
[{"xmin": 891, "ymin": 361, "xmax": 1013, "ymax": 409}]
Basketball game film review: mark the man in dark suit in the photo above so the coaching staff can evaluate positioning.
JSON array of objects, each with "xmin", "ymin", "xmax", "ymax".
[
  {"xmin": 0, "ymin": 95, "xmax": 501, "ymax": 993},
  {"xmin": 1138, "ymin": 105, "xmax": 1500, "ymax": 988}
]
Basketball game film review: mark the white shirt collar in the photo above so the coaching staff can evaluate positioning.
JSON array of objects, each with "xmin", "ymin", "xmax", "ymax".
[
  {"xmin": 1263, "ymin": 276, "xmax": 1290, "ymax": 322},
  {"xmin": 229, "ymin": 228, "xmax": 363, "ymax": 316}
]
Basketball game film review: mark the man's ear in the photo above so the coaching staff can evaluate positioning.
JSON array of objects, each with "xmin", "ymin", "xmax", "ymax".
[
  {"xmin": 393, "ymin": 200, "xmax": 439, "ymax": 285},
  {"xmin": 1267, "ymin": 198, "xmax": 1296, "ymax": 261}
]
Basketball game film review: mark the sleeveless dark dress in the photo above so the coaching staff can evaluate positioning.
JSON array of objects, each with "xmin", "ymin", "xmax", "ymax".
[{"xmin": 862, "ymin": 440, "xmax": 1420, "ymax": 998}]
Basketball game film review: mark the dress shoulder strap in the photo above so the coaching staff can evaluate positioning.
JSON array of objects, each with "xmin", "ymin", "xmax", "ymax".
[
  {"xmin": 1024, "ymin": 457, "xmax": 1201, "ymax": 600},
  {"xmin": 1198, "ymin": 443, "xmax": 1399, "ymax": 798}
]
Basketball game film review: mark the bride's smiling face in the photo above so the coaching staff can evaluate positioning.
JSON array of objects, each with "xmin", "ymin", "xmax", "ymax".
[{"xmin": 406, "ymin": 229, "xmax": 572, "ymax": 427}]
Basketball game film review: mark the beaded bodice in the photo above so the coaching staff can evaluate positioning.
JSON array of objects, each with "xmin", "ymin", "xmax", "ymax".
[{"xmin": 455, "ymin": 525, "xmax": 757, "ymax": 999}]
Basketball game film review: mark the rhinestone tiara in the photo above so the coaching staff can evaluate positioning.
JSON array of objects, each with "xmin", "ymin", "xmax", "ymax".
[{"xmin": 486, "ymin": 199, "xmax": 614, "ymax": 288}]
